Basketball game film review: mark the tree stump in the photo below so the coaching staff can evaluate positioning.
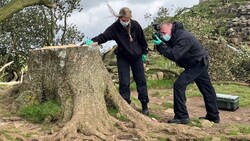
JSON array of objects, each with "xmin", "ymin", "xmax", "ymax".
[{"xmin": 11, "ymin": 45, "xmax": 209, "ymax": 140}]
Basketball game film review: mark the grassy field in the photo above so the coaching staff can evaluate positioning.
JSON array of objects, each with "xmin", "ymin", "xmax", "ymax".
[{"xmin": 131, "ymin": 80, "xmax": 250, "ymax": 107}]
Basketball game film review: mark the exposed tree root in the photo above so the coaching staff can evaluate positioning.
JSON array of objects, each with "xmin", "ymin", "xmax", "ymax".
[
  {"xmin": 0, "ymin": 135, "xmax": 9, "ymax": 141},
  {"xmin": 10, "ymin": 133, "xmax": 28, "ymax": 141}
]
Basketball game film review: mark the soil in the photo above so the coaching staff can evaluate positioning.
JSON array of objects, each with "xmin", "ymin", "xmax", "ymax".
[{"xmin": 0, "ymin": 87, "xmax": 250, "ymax": 140}]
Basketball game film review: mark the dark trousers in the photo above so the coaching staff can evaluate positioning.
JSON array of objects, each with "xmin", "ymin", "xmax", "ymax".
[
  {"xmin": 173, "ymin": 62, "xmax": 219, "ymax": 120},
  {"xmin": 117, "ymin": 56, "xmax": 149, "ymax": 104}
]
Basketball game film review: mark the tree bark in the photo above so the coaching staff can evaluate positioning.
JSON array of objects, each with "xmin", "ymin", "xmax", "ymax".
[
  {"xmin": 0, "ymin": 0, "xmax": 53, "ymax": 22},
  {"xmin": 11, "ymin": 45, "xmax": 209, "ymax": 140}
]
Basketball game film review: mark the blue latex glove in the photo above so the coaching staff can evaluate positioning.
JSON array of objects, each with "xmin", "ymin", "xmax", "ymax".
[
  {"xmin": 153, "ymin": 36, "xmax": 162, "ymax": 46},
  {"xmin": 142, "ymin": 54, "xmax": 147, "ymax": 62},
  {"xmin": 85, "ymin": 39, "xmax": 93, "ymax": 45}
]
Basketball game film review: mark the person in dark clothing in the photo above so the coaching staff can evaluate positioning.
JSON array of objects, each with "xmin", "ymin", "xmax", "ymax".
[
  {"xmin": 152, "ymin": 21, "xmax": 220, "ymax": 124},
  {"xmin": 85, "ymin": 7, "xmax": 149, "ymax": 115}
]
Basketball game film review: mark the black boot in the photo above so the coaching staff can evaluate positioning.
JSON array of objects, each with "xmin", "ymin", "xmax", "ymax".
[
  {"xmin": 125, "ymin": 99, "xmax": 131, "ymax": 105},
  {"xmin": 199, "ymin": 116, "xmax": 220, "ymax": 123},
  {"xmin": 167, "ymin": 118, "xmax": 190, "ymax": 124},
  {"xmin": 142, "ymin": 104, "xmax": 149, "ymax": 115}
]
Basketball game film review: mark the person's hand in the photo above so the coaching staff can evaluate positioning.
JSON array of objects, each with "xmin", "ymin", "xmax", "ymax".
[
  {"xmin": 152, "ymin": 36, "xmax": 162, "ymax": 46},
  {"xmin": 84, "ymin": 39, "xmax": 98, "ymax": 46},
  {"xmin": 142, "ymin": 54, "xmax": 147, "ymax": 62},
  {"xmin": 85, "ymin": 39, "xmax": 93, "ymax": 45}
]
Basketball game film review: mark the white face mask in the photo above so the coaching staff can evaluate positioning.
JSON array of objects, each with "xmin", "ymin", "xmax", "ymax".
[
  {"xmin": 120, "ymin": 20, "xmax": 130, "ymax": 27},
  {"xmin": 163, "ymin": 34, "xmax": 171, "ymax": 41}
]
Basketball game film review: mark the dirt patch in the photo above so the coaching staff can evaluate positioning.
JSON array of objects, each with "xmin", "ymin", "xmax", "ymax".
[
  {"xmin": 134, "ymin": 89, "xmax": 250, "ymax": 137},
  {"xmin": 146, "ymin": 89, "xmax": 250, "ymax": 123}
]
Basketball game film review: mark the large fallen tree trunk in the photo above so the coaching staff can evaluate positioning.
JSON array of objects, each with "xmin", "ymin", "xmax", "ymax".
[{"xmin": 11, "ymin": 45, "xmax": 209, "ymax": 140}]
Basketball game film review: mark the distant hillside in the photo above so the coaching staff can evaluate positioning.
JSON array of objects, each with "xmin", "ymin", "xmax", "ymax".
[{"xmin": 144, "ymin": 0, "xmax": 250, "ymax": 82}]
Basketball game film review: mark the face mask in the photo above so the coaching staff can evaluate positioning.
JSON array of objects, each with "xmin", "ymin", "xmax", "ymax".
[
  {"xmin": 163, "ymin": 34, "xmax": 171, "ymax": 41},
  {"xmin": 120, "ymin": 20, "xmax": 130, "ymax": 27}
]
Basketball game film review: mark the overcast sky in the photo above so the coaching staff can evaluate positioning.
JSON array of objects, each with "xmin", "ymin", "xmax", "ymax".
[{"xmin": 68, "ymin": 0, "xmax": 200, "ymax": 48}]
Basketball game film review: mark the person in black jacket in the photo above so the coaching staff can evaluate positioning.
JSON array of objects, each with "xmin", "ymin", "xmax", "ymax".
[
  {"xmin": 152, "ymin": 21, "xmax": 220, "ymax": 124},
  {"xmin": 85, "ymin": 7, "xmax": 149, "ymax": 115}
]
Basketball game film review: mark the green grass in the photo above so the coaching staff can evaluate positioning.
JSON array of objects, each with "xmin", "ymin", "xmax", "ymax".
[
  {"xmin": 131, "ymin": 79, "xmax": 250, "ymax": 107},
  {"xmin": 188, "ymin": 118, "xmax": 202, "ymax": 128},
  {"xmin": 148, "ymin": 55, "xmax": 170, "ymax": 68},
  {"xmin": 107, "ymin": 106, "xmax": 129, "ymax": 122},
  {"xmin": 213, "ymin": 83, "xmax": 250, "ymax": 107},
  {"xmin": 180, "ymin": 82, "xmax": 250, "ymax": 107},
  {"xmin": 130, "ymin": 79, "xmax": 175, "ymax": 90},
  {"xmin": 0, "ymin": 130, "xmax": 14, "ymax": 140},
  {"xmin": 157, "ymin": 138, "xmax": 169, "ymax": 141},
  {"xmin": 228, "ymin": 130, "xmax": 239, "ymax": 136},
  {"xmin": 147, "ymin": 79, "xmax": 174, "ymax": 89},
  {"xmin": 17, "ymin": 100, "xmax": 60, "ymax": 123},
  {"xmin": 107, "ymin": 105, "xmax": 118, "ymax": 117},
  {"xmin": 148, "ymin": 113, "xmax": 161, "ymax": 120},
  {"xmin": 131, "ymin": 79, "xmax": 250, "ymax": 106},
  {"xmin": 186, "ymin": 83, "xmax": 202, "ymax": 97},
  {"xmin": 117, "ymin": 114, "xmax": 129, "ymax": 122},
  {"xmin": 238, "ymin": 125, "xmax": 250, "ymax": 134},
  {"xmin": 151, "ymin": 91, "xmax": 171, "ymax": 98},
  {"xmin": 164, "ymin": 101, "xmax": 173, "ymax": 109},
  {"xmin": 148, "ymin": 54, "xmax": 182, "ymax": 73},
  {"xmin": 131, "ymin": 96, "xmax": 141, "ymax": 106},
  {"xmin": 225, "ymin": 124, "xmax": 250, "ymax": 136}
]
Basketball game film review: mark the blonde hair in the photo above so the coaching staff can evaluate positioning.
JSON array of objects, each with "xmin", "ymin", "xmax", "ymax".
[
  {"xmin": 106, "ymin": 4, "xmax": 132, "ymax": 19},
  {"xmin": 118, "ymin": 7, "xmax": 132, "ymax": 18}
]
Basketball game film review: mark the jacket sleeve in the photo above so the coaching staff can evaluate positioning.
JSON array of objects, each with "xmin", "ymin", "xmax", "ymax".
[
  {"xmin": 137, "ymin": 23, "xmax": 148, "ymax": 54},
  {"xmin": 91, "ymin": 26, "xmax": 114, "ymax": 44},
  {"xmin": 157, "ymin": 38, "xmax": 191, "ymax": 62}
]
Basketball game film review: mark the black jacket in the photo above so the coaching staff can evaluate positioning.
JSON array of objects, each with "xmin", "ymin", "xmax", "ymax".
[
  {"xmin": 92, "ymin": 19, "xmax": 148, "ymax": 61},
  {"xmin": 156, "ymin": 22, "xmax": 207, "ymax": 68}
]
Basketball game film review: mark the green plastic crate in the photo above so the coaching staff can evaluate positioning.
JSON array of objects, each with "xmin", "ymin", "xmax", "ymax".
[{"xmin": 216, "ymin": 93, "xmax": 239, "ymax": 111}]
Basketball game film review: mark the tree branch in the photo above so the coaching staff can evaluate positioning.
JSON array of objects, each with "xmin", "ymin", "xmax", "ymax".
[
  {"xmin": 147, "ymin": 68, "xmax": 180, "ymax": 77},
  {"xmin": 0, "ymin": 0, "xmax": 54, "ymax": 22},
  {"xmin": 0, "ymin": 61, "xmax": 14, "ymax": 72}
]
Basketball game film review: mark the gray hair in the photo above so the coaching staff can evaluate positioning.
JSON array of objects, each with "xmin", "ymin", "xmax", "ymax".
[{"xmin": 159, "ymin": 21, "xmax": 172, "ymax": 28}]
